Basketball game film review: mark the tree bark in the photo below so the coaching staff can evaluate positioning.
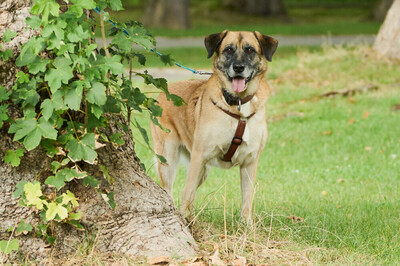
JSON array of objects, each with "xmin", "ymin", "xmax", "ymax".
[
  {"xmin": 373, "ymin": 0, "xmax": 394, "ymax": 21},
  {"xmin": 142, "ymin": 0, "xmax": 191, "ymax": 30},
  {"xmin": 373, "ymin": 0, "xmax": 400, "ymax": 60},
  {"xmin": 0, "ymin": 0, "xmax": 196, "ymax": 262},
  {"xmin": 222, "ymin": 0, "xmax": 286, "ymax": 16}
]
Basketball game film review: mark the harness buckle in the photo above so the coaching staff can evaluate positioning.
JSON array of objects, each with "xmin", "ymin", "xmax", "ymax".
[{"xmin": 232, "ymin": 136, "xmax": 243, "ymax": 145}]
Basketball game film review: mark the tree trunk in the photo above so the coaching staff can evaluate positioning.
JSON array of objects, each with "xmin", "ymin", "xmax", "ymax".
[
  {"xmin": 142, "ymin": 0, "xmax": 191, "ymax": 29},
  {"xmin": 222, "ymin": 0, "xmax": 286, "ymax": 16},
  {"xmin": 373, "ymin": 0, "xmax": 400, "ymax": 60},
  {"xmin": 373, "ymin": 0, "xmax": 394, "ymax": 21},
  {"xmin": 0, "ymin": 0, "xmax": 196, "ymax": 261}
]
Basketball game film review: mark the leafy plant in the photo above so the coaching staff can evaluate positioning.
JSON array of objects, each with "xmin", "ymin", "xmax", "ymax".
[{"xmin": 1, "ymin": 0, "xmax": 181, "ymax": 245}]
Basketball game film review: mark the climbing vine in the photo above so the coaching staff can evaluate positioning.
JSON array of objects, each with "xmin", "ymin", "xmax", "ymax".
[{"xmin": 0, "ymin": 0, "xmax": 181, "ymax": 253}]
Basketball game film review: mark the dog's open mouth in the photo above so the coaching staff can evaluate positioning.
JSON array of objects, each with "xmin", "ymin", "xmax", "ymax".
[{"xmin": 228, "ymin": 72, "xmax": 253, "ymax": 93}]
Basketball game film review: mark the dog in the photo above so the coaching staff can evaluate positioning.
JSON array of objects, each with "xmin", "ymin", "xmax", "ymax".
[{"xmin": 150, "ymin": 30, "xmax": 278, "ymax": 221}]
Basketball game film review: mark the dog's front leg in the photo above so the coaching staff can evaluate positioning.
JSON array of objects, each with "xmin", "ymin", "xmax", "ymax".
[
  {"xmin": 240, "ymin": 159, "xmax": 259, "ymax": 222},
  {"xmin": 181, "ymin": 153, "xmax": 208, "ymax": 218}
]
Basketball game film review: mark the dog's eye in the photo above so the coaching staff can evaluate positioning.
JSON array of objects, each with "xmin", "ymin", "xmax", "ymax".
[
  {"xmin": 245, "ymin": 47, "xmax": 255, "ymax": 54},
  {"xmin": 224, "ymin": 47, "xmax": 234, "ymax": 54}
]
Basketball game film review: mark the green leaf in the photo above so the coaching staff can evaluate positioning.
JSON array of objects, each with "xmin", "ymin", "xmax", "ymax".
[
  {"xmin": 44, "ymin": 174, "xmax": 66, "ymax": 190},
  {"xmin": 69, "ymin": 211, "xmax": 81, "ymax": 220},
  {"xmin": 24, "ymin": 182, "xmax": 44, "ymax": 210},
  {"xmin": 30, "ymin": 0, "xmax": 60, "ymax": 24},
  {"xmin": 9, "ymin": 118, "xmax": 37, "ymax": 142},
  {"xmin": 126, "ymin": 25, "xmax": 155, "ymax": 50},
  {"xmin": 45, "ymin": 57, "xmax": 74, "ymax": 93},
  {"xmin": 18, "ymin": 37, "xmax": 45, "ymax": 59},
  {"xmin": 40, "ymin": 91, "xmax": 65, "ymax": 120},
  {"xmin": 45, "ymin": 168, "xmax": 86, "ymax": 190},
  {"xmin": 4, "ymin": 148, "xmax": 24, "ymax": 167},
  {"xmin": 16, "ymin": 220, "xmax": 33, "ymax": 236},
  {"xmin": 103, "ymin": 55, "xmax": 124, "ymax": 74},
  {"xmin": 91, "ymin": 104, "xmax": 103, "ymax": 119},
  {"xmin": 28, "ymin": 56, "xmax": 50, "ymax": 74},
  {"xmin": 87, "ymin": 82, "xmax": 106, "ymax": 105},
  {"xmin": 0, "ymin": 86, "xmax": 11, "ymax": 101},
  {"xmin": 82, "ymin": 175, "xmax": 99, "ymax": 188},
  {"xmin": 102, "ymin": 192, "xmax": 116, "ymax": 209},
  {"xmin": 69, "ymin": 0, "xmax": 96, "ymax": 17},
  {"xmin": 110, "ymin": 133, "xmax": 124, "ymax": 145},
  {"xmin": 13, "ymin": 117, "xmax": 57, "ymax": 151},
  {"xmin": 67, "ymin": 25, "xmax": 91, "ymax": 43},
  {"xmin": 156, "ymin": 154, "xmax": 167, "ymax": 164},
  {"xmin": 103, "ymin": 96, "xmax": 121, "ymax": 113},
  {"xmin": 135, "ymin": 120, "xmax": 149, "ymax": 147},
  {"xmin": 0, "ymin": 239, "xmax": 19, "ymax": 254},
  {"xmin": 13, "ymin": 180, "xmax": 28, "ymax": 198},
  {"xmin": 66, "ymin": 133, "xmax": 97, "ymax": 163},
  {"xmin": 65, "ymin": 81, "xmax": 83, "ymax": 110},
  {"xmin": 46, "ymin": 202, "xmax": 68, "ymax": 221},
  {"xmin": 38, "ymin": 117, "xmax": 58, "ymax": 139},
  {"xmin": 109, "ymin": 0, "xmax": 124, "ymax": 10},
  {"xmin": 2, "ymin": 29, "xmax": 17, "ymax": 42},
  {"xmin": 26, "ymin": 15, "xmax": 42, "ymax": 29},
  {"xmin": 111, "ymin": 31, "xmax": 133, "ymax": 53},
  {"xmin": 40, "ymin": 139, "xmax": 59, "ymax": 157},
  {"xmin": 0, "ymin": 105, "xmax": 9, "ymax": 128},
  {"xmin": 61, "ymin": 190, "xmax": 78, "ymax": 207}
]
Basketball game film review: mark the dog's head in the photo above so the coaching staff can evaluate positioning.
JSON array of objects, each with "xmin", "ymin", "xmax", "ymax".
[{"xmin": 205, "ymin": 30, "xmax": 278, "ymax": 96}]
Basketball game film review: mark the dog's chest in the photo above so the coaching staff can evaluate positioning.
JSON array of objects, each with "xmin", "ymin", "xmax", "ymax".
[{"xmin": 207, "ymin": 103, "xmax": 267, "ymax": 168}]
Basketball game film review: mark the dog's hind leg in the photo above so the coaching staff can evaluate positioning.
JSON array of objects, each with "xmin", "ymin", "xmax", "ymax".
[
  {"xmin": 156, "ymin": 138, "xmax": 181, "ymax": 197},
  {"xmin": 181, "ymin": 151, "xmax": 209, "ymax": 218}
]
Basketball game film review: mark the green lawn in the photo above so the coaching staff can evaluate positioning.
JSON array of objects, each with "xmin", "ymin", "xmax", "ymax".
[{"xmin": 131, "ymin": 45, "xmax": 400, "ymax": 264}]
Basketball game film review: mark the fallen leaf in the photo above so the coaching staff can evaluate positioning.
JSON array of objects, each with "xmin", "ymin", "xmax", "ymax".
[
  {"xmin": 209, "ymin": 244, "xmax": 226, "ymax": 266},
  {"xmin": 321, "ymin": 131, "xmax": 332, "ymax": 135},
  {"xmin": 391, "ymin": 103, "xmax": 400, "ymax": 111},
  {"xmin": 321, "ymin": 190, "xmax": 327, "ymax": 196},
  {"xmin": 286, "ymin": 215, "xmax": 304, "ymax": 223},
  {"xmin": 336, "ymin": 205, "xmax": 342, "ymax": 208},
  {"xmin": 348, "ymin": 118, "xmax": 356, "ymax": 124},
  {"xmin": 348, "ymin": 98, "xmax": 356, "ymax": 103},
  {"xmin": 147, "ymin": 256, "xmax": 169, "ymax": 265},
  {"xmin": 365, "ymin": 146, "xmax": 372, "ymax": 151},
  {"xmin": 231, "ymin": 256, "xmax": 246, "ymax": 266},
  {"xmin": 362, "ymin": 111, "xmax": 370, "ymax": 119},
  {"xmin": 337, "ymin": 178, "xmax": 345, "ymax": 183}
]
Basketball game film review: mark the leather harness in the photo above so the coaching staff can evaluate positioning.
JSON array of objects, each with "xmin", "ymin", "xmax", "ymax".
[{"xmin": 213, "ymin": 89, "xmax": 256, "ymax": 162}]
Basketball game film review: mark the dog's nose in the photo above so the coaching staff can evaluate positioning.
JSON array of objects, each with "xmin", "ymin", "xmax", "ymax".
[{"xmin": 233, "ymin": 64, "xmax": 245, "ymax": 73}]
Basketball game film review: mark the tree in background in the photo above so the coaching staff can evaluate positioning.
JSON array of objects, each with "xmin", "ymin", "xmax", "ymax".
[
  {"xmin": 142, "ymin": 0, "xmax": 191, "ymax": 29},
  {"xmin": 373, "ymin": 0, "xmax": 394, "ymax": 21},
  {"xmin": 222, "ymin": 0, "xmax": 286, "ymax": 16},
  {"xmin": 373, "ymin": 0, "xmax": 400, "ymax": 59}
]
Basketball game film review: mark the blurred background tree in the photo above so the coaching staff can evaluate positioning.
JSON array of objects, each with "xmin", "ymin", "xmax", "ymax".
[
  {"xmin": 118, "ymin": 0, "xmax": 388, "ymax": 35},
  {"xmin": 142, "ymin": 0, "xmax": 191, "ymax": 29},
  {"xmin": 222, "ymin": 0, "xmax": 286, "ymax": 16}
]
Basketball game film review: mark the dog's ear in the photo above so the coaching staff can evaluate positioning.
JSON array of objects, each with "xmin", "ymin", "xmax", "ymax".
[
  {"xmin": 253, "ymin": 31, "xmax": 278, "ymax": 62},
  {"xmin": 204, "ymin": 30, "xmax": 228, "ymax": 59}
]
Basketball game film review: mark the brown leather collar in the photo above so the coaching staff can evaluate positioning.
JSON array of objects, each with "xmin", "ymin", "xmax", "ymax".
[
  {"xmin": 222, "ymin": 89, "xmax": 255, "ymax": 106},
  {"xmin": 213, "ymin": 102, "xmax": 255, "ymax": 120}
]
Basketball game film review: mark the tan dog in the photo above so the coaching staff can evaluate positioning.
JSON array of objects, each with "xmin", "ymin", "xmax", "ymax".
[{"xmin": 150, "ymin": 30, "xmax": 278, "ymax": 221}]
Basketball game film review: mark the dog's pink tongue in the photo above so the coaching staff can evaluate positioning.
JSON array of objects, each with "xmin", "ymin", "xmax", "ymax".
[{"xmin": 232, "ymin": 78, "xmax": 246, "ymax": 93}]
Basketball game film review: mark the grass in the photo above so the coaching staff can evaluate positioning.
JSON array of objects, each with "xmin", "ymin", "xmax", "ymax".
[
  {"xmin": 100, "ymin": 1, "xmax": 382, "ymax": 37},
  {"xmin": 131, "ymin": 45, "xmax": 400, "ymax": 264}
]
